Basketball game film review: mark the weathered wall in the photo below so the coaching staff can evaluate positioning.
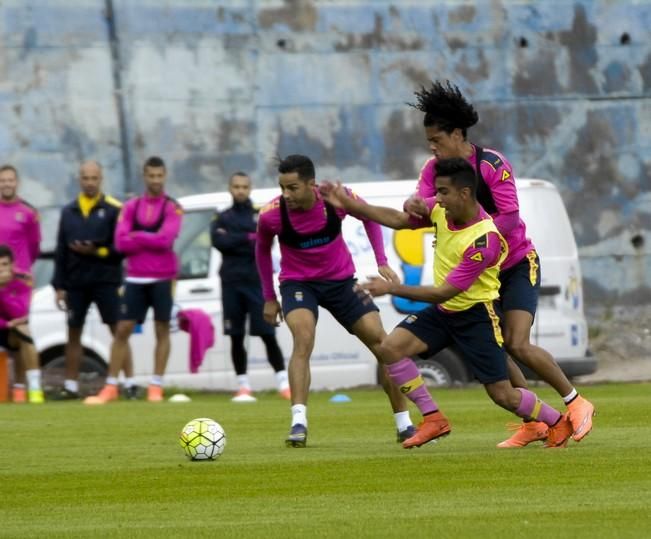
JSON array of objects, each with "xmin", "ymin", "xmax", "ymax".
[{"xmin": 0, "ymin": 0, "xmax": 649, "ymax": 305}]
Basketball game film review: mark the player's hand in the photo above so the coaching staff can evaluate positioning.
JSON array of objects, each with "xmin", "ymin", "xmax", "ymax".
[
  {"xmin": 263, "ymin": 300, "xmax": 283, "ymax": 326},
  {"xmin": 0, "ymin": 267, "xmax": 11, "ymax": 285},
  {"xmin": 69, "ymin": 240, "xmax": 97, "ymax": 255},
  {"xmin": 319, "ymin": 181, "xmax": 346, "ymax": 208},
  {"xmin": 8, "ymin": 316, "xmax": 28, "ymax": 328},
  {"xmin": 362, "ymin": 276, "xmax": 392, "ymax": 298},
  {"xmin": 377, "ymin": 264, "xmax": 400, "ymax": 284},
  {"xmin": 55, "ymin": 289, "xmax": 67, "ymax": 311},
  {"xmin": 404, "ymin": 194, "xmax": 428, "ymax": 218}
]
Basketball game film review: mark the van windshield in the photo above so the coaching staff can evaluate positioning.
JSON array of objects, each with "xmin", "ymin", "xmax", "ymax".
[{"xmin": 518, "ymin": 186, "xmax": 577, "ymax": 258}]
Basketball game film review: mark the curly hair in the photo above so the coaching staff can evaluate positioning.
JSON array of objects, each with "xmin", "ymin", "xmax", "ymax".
[{"xmin": 408, "ymin": 80, "xmax": 479, "ymax": 137}]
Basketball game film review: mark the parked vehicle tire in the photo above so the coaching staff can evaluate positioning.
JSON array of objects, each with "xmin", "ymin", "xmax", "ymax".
[
  {"xmin": 41, "ymin": 352, "xmax": 107, "ymax": 397},
  {"xmin": 415, "ymin": 347, "xmax": 470, "ymax": 388}
]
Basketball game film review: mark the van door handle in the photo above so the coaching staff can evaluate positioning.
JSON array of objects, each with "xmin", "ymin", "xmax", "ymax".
[{"xmin": 189, "ymin": 287, "xmax": 214, "ymax": 294}]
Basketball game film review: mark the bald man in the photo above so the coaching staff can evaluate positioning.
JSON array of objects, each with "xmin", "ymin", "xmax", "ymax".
[{"xmin": 52, "ymin": 161, "xmax": 134, "ymax": 399}]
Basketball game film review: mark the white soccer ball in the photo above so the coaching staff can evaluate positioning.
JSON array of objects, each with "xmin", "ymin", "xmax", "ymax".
[{"xmin": 179, "ymin": 418, "xmax": 226, "ymax": 461}]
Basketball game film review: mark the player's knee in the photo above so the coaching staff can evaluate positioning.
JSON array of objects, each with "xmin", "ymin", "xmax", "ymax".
[{"xmin": 504, "ymin": 336, "xmax": 531, "ymax": 362}]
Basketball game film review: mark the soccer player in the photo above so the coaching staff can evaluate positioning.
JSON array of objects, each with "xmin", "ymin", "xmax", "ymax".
[
  {"xmin": 211, "ymin": 171, "xmax": 290, "ymax": 402},
  {"xmin": 0, "ymin": 165, "xmax": 43, "ymax": 403},
  {"xmin": 255, "ymin": 154, "xmax": 414, "ymax": 447},
  {"xmin": 321, "ymin": 158, "xmax": 574, "ymax": 449},
  {"xmin": 0, "ymin": 245, "xmax": 43, "ymax": 403},
  {"xmin": 52, "ymin": 161, "xmax": 135, "ymax": 399},
  {"xmin": 84, "ymin": 156, "xmax": 183, "ymax": 404},
  {"xmin": 404, "ymin": 81, "xmax": 594, "ymax": 446}
]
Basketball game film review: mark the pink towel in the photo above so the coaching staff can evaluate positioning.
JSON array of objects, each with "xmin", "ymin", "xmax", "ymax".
[{"xmin": 177, "ymin": 308, "xmax": 215, "ymax": 373}]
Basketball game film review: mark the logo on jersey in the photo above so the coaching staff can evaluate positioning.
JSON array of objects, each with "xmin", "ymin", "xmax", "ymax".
[
  {"xmin": 474, "ymin": 234, "xmax": 487, "ymax": 248},
  {"xmin": 501, "ymin": 170, "xmax": 511, "ymax": 182},
  {"xmin": 15, "ymin": 211, "xmax": 25, "ymax": 222},
  {"xmin": 294, "ymin": 291, "xmax": 304, "ymax": 302},
  {"xmin": 470, "ymin": 252, "xmax": 484, "ymax": 262}
]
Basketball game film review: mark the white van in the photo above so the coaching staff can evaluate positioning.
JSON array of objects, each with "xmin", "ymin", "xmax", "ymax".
[{"xmin": 28, "ymin": 179, "xmax": 596, "ymax": 394}]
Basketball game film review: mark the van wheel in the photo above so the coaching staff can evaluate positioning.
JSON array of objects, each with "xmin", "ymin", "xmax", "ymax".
[
  {"xmin": 415, "ymin": 348, "xmax": 469, "ymax": 388},
  {"xmin": 41, "ymin": 354, "xmax": 107, "ymax": 397}
]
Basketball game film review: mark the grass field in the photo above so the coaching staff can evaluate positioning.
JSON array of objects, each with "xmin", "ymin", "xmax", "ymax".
[{"xmin": 1, "ymin": 382, "xmax": 650, "ymax": 539}]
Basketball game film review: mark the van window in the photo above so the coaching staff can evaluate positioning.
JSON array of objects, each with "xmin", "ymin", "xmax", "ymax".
[
  {"xmin": 518, "ymin": 187, "xmax": 576, "ymax": 258},
  {"xmin": 176, "ymin": 210, "xmax": 214, "ymax": 280}
]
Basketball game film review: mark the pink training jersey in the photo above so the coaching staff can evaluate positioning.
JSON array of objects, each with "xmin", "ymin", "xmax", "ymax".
[
  {"xmin": 256, "ymin": 186, "xmax": 389, "ymax": 302},
  {"xmin": 0, "ymin": 275, "xmax": 31, "ymax": 329},
  {"xmin": 408, "ymin": 199, "xmax": 503, "ymax": 292},
  {"xmin": 0, "ymin": 199, "xmax": 40, "ymax": 275},
  {"xmin": 114, "ymin": 193, "xmax": 183, "ymax": 280},
  {"xmin": 415, "ymin": 145, "xmax": 534, "ymax": 270}
]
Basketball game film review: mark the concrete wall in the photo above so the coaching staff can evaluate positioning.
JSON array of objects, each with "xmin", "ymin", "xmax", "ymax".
[{"xmin": 0, "ymin": 0, "xmax": 649, "ymax": 305}]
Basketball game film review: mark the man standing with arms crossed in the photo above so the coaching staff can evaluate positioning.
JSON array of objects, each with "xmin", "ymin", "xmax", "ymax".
[
  {"xmin": 211, "ymin": 171, "xmax": 290, "ymax": 402},
  {"xmin": 256, "ymin": 154, "xmax": 414, "ymax": 447},
  {"xmin": 0, "ymin": 165, "xmax": 43, "ymax": 403},
  {"xmin": 52, "ymin": 161, "xmax": 135, "ymax": 399},
  {"xmin": 84, "ymin": 156, "xmax": 183, "ymax": 404}
]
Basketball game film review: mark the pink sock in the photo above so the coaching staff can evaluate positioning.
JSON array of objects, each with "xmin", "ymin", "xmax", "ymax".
[
  {"xmin": 516, "ymin": 388, "xmax": 562, "ymax": 426},
  {"xmin": 386, "ymin": 358, "xmax": 438, "ymax": 415}
]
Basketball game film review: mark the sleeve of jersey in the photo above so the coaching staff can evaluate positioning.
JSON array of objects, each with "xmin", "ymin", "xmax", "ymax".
[
  {"xmin": 416, "ymin": 158, "xmax": 436, "ymax": 198},
  {"xmin": 255, "ymin": 213, "xmax": 277, "ymax": 301},
  {"xmin": 348, "ymin": 189, "xmax": 389, "ymax": 266},
  {"xmin": 114, "ymin": 202, "xmax": 140, "ymax": 254},
  {"xmin": 480, "ymin": 158, "xmax": 519, "ymax": 214},
  {"xmin": 446, "ymin": 232, "xmax": 502, "ymax": 291},
  {"xmin": 406, "ymin": 197, "xmax": 436, "ymax": 229},
  {"xmin": 0, "ymin": 281, "xmax": 31, "ymax": 324},
  {"xmin": 28, "ymin": 210, "xmax": 41, "ymax": 264}
]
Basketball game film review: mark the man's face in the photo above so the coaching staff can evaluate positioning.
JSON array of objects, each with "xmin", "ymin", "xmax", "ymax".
[
  {"xmin": 435, "ymin": 175, "xmax": 469, "ymax": 221},
  {"xmin": 79, "ymin": 162, "xmax": 103, "ymax": 198},
  {"xmin": 425, "ymin": 126, "xmax": 465, "ymax": 160},
  {"xmin": 279, "ymin": 172, "xmax": 315, "ymax": 210},
  {"xmin": 143, "ymin": 166, "xmax": 166, "ymax": 195},
  {"xmin": 229, "ymin": 175, "xmax": 251, "ymax": 204},
  {"xmin": 0, "ymin": 256, "xmax": 13, "ymax": 285},
  {"xmin": 0, "ymin": 169, "xmax": 18, "ymax": 201}
]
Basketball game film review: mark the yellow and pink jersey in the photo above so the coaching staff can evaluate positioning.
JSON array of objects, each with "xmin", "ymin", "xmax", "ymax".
[{"xmin": 416, "ymin": 144, "xmax": 533, "ymax": 270}]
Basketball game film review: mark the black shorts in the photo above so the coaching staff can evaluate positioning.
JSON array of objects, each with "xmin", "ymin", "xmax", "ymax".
[
  {"xmin": 0, "ymin": 329, "xmax": 19, "ymax": 351},
  {"xmin": 279, "ymin": 278, "xmax": 379, "ymax": 333},
  {"xmin": 66, "ymin": 284, "xmax": 121, "ymax": 328},
  {"xmin": 119, "ymin": 280, "xmax": 174, "ymax": 323},
  {"xmin": 499, "ymin": 251, "xmax": 540, "ymax": 316},
  {"xmin": 397, "ymin": 302, "xmax": 508, "ymax": 384},
  {"xmin": 222, "ymin": 281, "xmax": 275, "ymax": 336}
]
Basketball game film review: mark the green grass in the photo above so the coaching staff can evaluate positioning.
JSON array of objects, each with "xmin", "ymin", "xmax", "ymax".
[{"xmin": 1, "ymin": 383, "xmax": 650, "ymax": 538}]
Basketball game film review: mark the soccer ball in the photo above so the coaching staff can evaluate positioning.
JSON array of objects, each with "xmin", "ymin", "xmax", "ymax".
[{"xmin": 179, "ymin": 418, "xmax": 226, "ymax": 461}]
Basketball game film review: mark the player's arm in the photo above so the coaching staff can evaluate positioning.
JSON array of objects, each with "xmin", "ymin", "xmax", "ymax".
[
  {"xmin": 363, "ymin": 278, "xmax": 461, "ymax": 304},
  {"xmin": 481, "ymin": 156, "xmax": 520, "ymax": 234},
  {"xmin": 114, "ymin": 202, "xmax": 140, "ymax": 254},
  {"xmin": 51, "ymin": 212, "xmax": 68, "ymax": 291},
  {"xmin": 210, "ymin": 212, "xmax": 252, "ymax": 252},
  {"xmin": 132, "ymin": 202, "xmax": 183, "ymax": 250},
  {"xmin": 27, "ymin": 208, "xmax": 41, "ymax": 265},
  {"xmin": 320, "ymin": 182, "xmax": 412, "ymax": 230},
  {"xmin": 255, "ymin": 214, "xmax": 283, "ymax": 325},
  {"xmin": 93, "ymin": 199, "xmax": 124, "ymax": 261}
]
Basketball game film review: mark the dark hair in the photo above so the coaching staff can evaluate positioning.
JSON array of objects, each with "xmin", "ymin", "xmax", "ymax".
[
  {"xmin": 435, "ymin": 158, "xmax": 477, "ymax": 197},
  {"xmin": 143, "ymin": 156, "xmax": 166, "ymax": 171},
  {"xmin": 0, "ymin": 164, "xmax": 19, "ymax": 178},
  {"xmin": 0, "ymin": 244, "xmax": 14, "ymax": 261},
  {"xmin": 277, "ymin": 155, "xmax": 315, "ymax": 182},
  {"xmin": 229, "ymin": 171, "xmax": 250, "ymax": 185},
  {"xmin": 408, "ymin": 80, "xmax": 478, "ymax": 138}
]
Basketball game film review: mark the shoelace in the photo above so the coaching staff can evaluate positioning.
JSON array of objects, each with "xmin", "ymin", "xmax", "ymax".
[{"xmin": 504, "ymin": 422, "xmax": 525, "ymax": 432}]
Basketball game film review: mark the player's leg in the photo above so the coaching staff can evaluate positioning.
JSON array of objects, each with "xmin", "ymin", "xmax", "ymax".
[
  {"xmin": 1, "ymin": 330, "xmax": 25, "ymax": 402},
  {"xmin": 84, "ymin": 282, "xmax": 145, "ymax": 404},
  {"xmin": 223, "ymin": 283, "xmax": 254, "ymax": 400},
  {"xmin": 501, "ymin": 253, "xmax": 594, "ymax": 441},
  {"xmin": 322, "ymin": 279, "xmax": 414, "ymax": 440},
  {"xmin": 280, "ymin": 281, "xmax": 319, "ymax": 447},
  {"xmin": 379, "ymin": 307, "xmax": 453, "ymax": 448},
  {"xmin": 58, "ymin": 287, "xmax": 92, "ymax": 399},
  {"xmin": 148, "ymin": 280, "xmax": 174, "ymax": 402},
  {"xmin": 10, "ymin": 325, "xmax": 43, "ymax": 403},
  {"xmin": 452, "ymin": 301, "xmax": 572, "ymax": 448},
  {"xmin": 97, "ymin": 284, "xmax": 136, "ymax": 398},
  {"xmin": 246, "ymin": 283, "xmax": 289, "ymax": 398}
]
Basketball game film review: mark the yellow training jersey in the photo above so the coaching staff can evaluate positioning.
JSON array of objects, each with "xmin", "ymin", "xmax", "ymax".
[{"xmin": 430, "ymin": 204, "xmax": 508, "ymax": 312}]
